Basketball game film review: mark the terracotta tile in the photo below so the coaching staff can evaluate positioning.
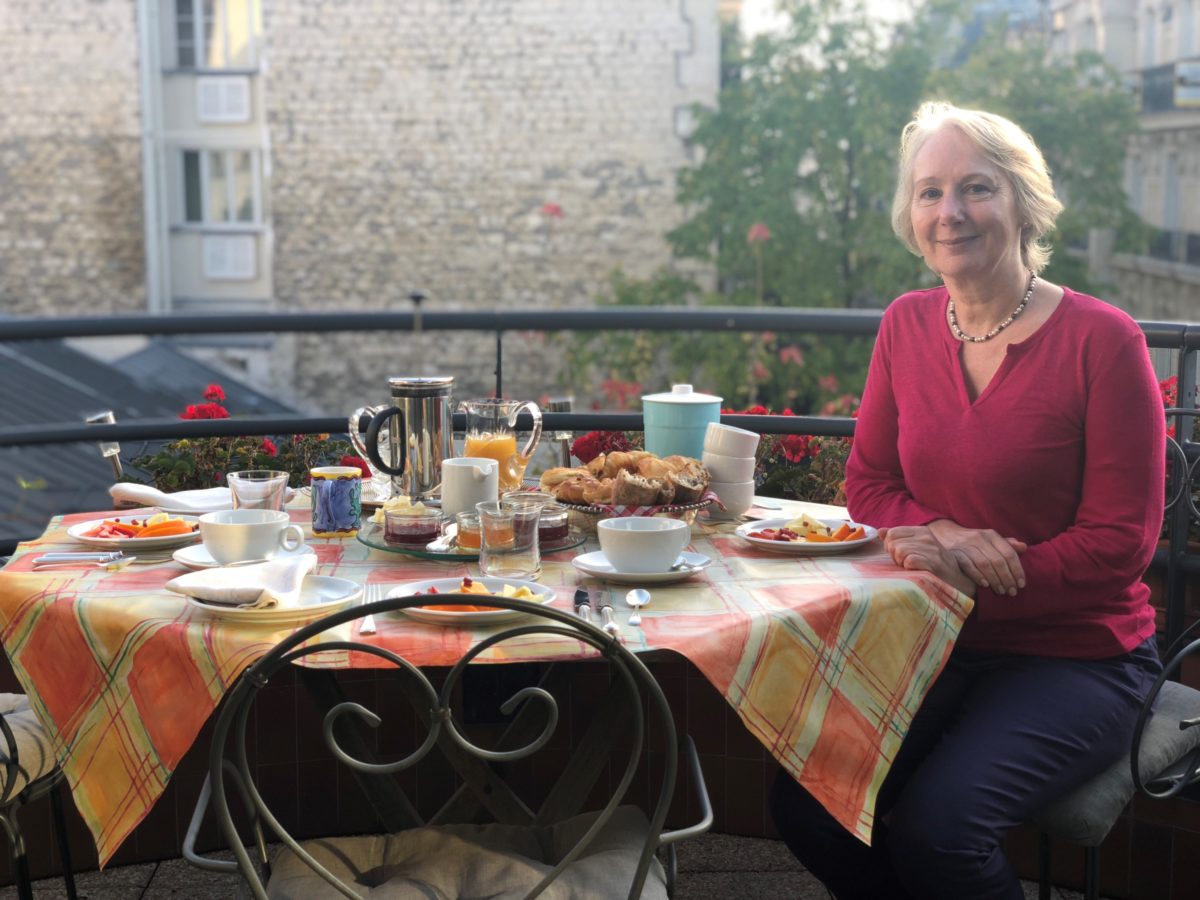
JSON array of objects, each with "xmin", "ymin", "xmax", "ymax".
[
  {"xmin": 695, "ymin": 753, "xmax": 727, "ymax": 834},
  {"xmin": 253, "ymin": 682, "xmax": 297, "ymax": 766},
  {"xmin": 295, "ymin": 760, "xmax": 339, "ymax": 840},
  {"xmin": 725, "ymin": 703, "xmax": 765, "ymax": 761},
  {"xmin": 254, "ymin": 764, "xmax": 298, "ymax": 835},
  {"xmin": 686, "ymin": 679, "xmax": 726, "ymax": 756},
  {"xmin": 723, "ymin": 758, "xmax": 766, "ymax": 836}
]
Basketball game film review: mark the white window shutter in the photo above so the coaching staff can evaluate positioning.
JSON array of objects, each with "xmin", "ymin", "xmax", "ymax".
[
  {"xmin": 196, "ymin": 76, "xmax": 251, "ymax": 123},
  {"xmin": 203, "ymin": 235, "xmax": 256, "ymax": 280}
]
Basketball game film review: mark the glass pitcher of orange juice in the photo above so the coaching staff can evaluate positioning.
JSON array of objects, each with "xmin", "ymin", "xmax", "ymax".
[{"xmin": 460, "ymin": 399, "xmax": 543, "ymax": 492}]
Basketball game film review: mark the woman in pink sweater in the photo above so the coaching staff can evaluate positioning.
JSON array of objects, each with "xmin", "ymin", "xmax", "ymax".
[{"xmin": 771, "ymin": 102, "xmax": 1163, "ymax": 899}]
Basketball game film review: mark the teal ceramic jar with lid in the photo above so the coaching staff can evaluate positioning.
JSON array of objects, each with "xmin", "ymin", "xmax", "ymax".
[{"xmin": 641, "ymin": 384, "xmax": 723, "ymax": 459}]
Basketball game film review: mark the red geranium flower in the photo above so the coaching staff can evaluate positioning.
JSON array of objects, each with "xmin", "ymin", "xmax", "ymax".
[
  {"xmin": 180, "ymin": 403, "xmax": 229, "ymax": 420},
  {"xmin": 203, "ymin": 383, "xmax": 226, "ymax": 403},
  {"xmin": 261, "ymin": 438, "xmax": 278, "ymax": 457},
  {"xmin": 339, "ymin": 455, "xmax": 373, "ymax": 479},
  {"xmin": 747, "ymin": 222, "xmax": 771, "ymax": 245}
]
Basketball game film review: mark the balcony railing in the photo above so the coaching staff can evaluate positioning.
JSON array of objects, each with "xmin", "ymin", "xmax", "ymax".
[{"xmin": 3, "ymin": 308, "xmax": 1199, "ymax": 643}]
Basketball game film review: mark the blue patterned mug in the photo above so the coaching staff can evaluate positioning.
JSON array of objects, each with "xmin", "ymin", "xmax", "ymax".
[{"xmin": 310, "ymin": 466, "xmax": 363, "ymax": 537}]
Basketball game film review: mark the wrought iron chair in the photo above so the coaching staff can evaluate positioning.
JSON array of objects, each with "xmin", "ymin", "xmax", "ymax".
[
  {"xmin": 0, "ymin": 694, "xmax": 78, "ymax": 900},
  {"xmin": 184, "ymin": 593, "xmax": 713, "ymax": 899},
  {"xmin": 1031, "ymin": 406, "xmax": 1200, "ymax": 899}
]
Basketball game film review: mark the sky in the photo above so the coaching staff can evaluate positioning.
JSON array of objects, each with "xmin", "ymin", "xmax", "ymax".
[{"xmin": 740, "ymin": 0, "xmax": 914, "ymax": 38}]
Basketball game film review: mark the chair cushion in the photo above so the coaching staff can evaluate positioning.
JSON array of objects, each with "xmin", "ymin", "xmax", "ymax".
[
  {"xmin": 1033, "ymin": 681, "xmax": 1200, "ymax": 846},
  {"xmin": 0, "ymin": 693, "xmax": 58, "ymax": 799},
  {"xmin": 266, "ymin": 804, "xmax": 668, "ymax": 899}
]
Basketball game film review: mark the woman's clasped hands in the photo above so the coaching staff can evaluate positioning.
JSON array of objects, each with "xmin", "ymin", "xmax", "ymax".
[{"xmin": 880, "ymin": 520, "xmax": 1027, "ymax": 598}]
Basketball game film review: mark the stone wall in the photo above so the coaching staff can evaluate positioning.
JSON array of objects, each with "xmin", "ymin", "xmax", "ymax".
[
  {"xmin": 0, "ymin": 0, "xmax": 145, "ymax": 316},
  {"xmin": 263, "ymin": 0, "xmax": 719, "ymax": 413},
  {"xmin": 1111, "ymin": 254, "xmax": 1200, "ymax": 323}
]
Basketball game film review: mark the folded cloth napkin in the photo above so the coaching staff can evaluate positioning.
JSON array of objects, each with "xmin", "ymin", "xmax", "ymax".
[
  {"xmin": 109, "ymin": 483, "xmax": 297, "ymax": 512},
  {"xmin": 109, "ymin": 484, "xmax": 233, "ymax": 512},
  {"xmin": 166, "ymin": 555, "xmax": 317, "ymax": 610}
]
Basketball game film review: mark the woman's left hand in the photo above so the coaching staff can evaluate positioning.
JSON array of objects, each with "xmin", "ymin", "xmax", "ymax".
[{"xmin": 880, "ymin": 526, "xmax": 977, "ymax": 597}]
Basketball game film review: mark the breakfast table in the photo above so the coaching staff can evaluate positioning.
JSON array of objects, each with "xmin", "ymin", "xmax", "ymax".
[{"xmin": 0, "ymin": 498, "xmax": 973, "ymax": 867}]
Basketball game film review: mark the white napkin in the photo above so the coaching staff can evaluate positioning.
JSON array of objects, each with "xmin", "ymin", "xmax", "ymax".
[
  {"xmin": 109, "ymin": 484, "xmax": 233, "ymax": 512},
  {"xmin": 166, "ymin": 555, "xmax": 317, "ymax": 610}
]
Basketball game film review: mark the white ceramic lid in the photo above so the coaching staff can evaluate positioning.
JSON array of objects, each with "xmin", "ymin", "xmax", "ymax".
[{"xmin": 641, "ymin": 384, "xmax": 723, "ymax": 405}]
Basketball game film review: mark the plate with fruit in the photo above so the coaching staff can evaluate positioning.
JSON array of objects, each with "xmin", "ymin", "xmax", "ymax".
[
  {"xmin": 384, "ymin": 576, "xmax": 557, "ymax": 626},
  {"xmin": 67, "ymin": 514, "xmax": 202, "ymax": 550},
  {"xmin": 735, "ymin": 513, "xmax": 877, "ymax": 555}
]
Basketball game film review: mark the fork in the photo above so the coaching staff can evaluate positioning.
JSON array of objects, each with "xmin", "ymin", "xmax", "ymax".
[{"xmin": 360, "ymin": 583, "xmax": 381, "ymax": 635}]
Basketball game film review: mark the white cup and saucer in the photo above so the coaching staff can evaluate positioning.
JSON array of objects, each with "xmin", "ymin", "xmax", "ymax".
[
  {"xmin": 571, "ymin": 517, "xmax": 712, "ymax": 584},
  {"xmin": 173, "ymin": 509, "xmax": 313, "ymax": 570}
]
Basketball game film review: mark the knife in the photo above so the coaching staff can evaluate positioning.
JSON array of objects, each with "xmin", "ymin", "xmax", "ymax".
[
  {"xmin": 35, "ymin": 552, "xmax": 125, "ymax": 563},
  {"xmin": 573, "ymin": 588, "xmax": 593, "ymax": 625}
]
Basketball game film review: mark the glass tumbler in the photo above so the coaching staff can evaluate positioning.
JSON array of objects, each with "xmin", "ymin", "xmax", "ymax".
[
  {"xmin": 227, "ymin": 470, "xmax": 290, "ymax": 511},
  {"xmin": 477, "ymin": 500, "xmax": 541, "ymax": 579}
]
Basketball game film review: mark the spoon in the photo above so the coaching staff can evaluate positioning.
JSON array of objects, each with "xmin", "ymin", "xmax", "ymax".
[{"xmin": 625, "ymin": 587, "xmax": 651, "ymax": 626}]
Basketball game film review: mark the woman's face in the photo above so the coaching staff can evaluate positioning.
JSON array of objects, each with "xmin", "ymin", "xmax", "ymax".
[{"xmin": 909, "ymin": 127, "xmax": 1024, "ymax": 284}]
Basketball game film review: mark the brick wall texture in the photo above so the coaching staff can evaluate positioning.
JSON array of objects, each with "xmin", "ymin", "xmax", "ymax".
[
  {"xmin": 0, "ymin": 0, "xmax": 717, "ymax": 412},
  {"xmin": 0, "ymin": 0, "xmax": 145, "ymax": 315}
]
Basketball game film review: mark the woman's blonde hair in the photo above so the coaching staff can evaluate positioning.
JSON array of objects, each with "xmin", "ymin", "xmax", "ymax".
[{"xmin": 891, "ymin": 101, "xmax": 1064, "ymax": 274}]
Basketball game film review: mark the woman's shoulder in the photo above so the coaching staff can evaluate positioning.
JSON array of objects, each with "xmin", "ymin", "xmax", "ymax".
[
  {"xmin": 1055, "ymin": 286, "xmax": 1145, "ymax": 345},
  {"xmin": 881, "ymin": 285, "xmax": 947, "ymax": 326}
]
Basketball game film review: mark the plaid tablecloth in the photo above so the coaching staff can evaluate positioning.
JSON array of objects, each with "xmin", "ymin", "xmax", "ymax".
[{"xmin": 0, "ymin": 502, "xmax": 972, "ymax": 865}]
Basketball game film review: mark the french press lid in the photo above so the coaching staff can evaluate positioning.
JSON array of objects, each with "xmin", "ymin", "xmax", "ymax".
[{"xmin": 387, "ymin": 375, "xmax": 454, "ymax": 396}]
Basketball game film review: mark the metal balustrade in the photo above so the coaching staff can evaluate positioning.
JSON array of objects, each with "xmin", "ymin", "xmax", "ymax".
[{"xmin": 3, "ymin": 307, "xmax": 1198, "ymax": 644}]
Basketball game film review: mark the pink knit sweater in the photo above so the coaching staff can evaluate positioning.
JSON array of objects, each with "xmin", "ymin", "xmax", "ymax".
[{"xmin": 846, "ymin": 286, "xmax": 1163, "ymax": 658}]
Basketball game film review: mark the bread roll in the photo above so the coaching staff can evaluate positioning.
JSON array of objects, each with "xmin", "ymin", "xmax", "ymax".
[
  {"xmin": 611, "ymin": 469, "xmax": 663, "ymax": 506},
  {"xmin": 668, "ymin": 471, "xmax": 707, "ymax": 504},
  {"xmin": 582, "ymin": 477, "xmax": 614, "ymax": 505}
]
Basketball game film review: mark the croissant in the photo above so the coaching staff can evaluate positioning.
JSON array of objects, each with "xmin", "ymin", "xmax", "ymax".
[
  {"xmin": 540, "ymin": 467, "xmax": 582, "ymax": 491},
  {"xmin": 585, "ymin": 454, "xmax": 607, "ymax": 476},
  {"xmin": 554, "ymin": 474, "xmax": 599, "ymax": 504},
  {"xmin": 603, "ymin": 450, "xmax": 653, "ymax": 479},
  {"xmin": 582, "ymin": 477, "xmax": 614, "ymax": 505},
  {"xmin": 636, "ymin": 456, "xmax": 673, "ymax": 479}
]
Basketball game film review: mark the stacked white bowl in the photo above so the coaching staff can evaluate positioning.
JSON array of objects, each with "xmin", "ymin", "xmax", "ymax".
[{"xmin": 702, "ymin": 422, "xmax": 760, "ymax": 520}]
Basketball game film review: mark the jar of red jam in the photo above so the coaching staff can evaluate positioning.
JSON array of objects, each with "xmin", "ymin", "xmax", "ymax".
[
  {"xmin": 383, "ymin": 509, "xmax": 444, "ymax": 547},
  {"xmin": 536, "ymin": 503, "xmax": 570, "ymax": 546}
]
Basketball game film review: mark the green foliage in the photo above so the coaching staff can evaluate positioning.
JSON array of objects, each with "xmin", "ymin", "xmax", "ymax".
[{"xmin": 570, "ymin": 0, "xmax": 1141, "ymax": 413}]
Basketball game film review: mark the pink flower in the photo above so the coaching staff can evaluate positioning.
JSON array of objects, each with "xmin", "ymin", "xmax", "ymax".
[
  {"xmin": 261, "ymin": 438, "xmax": 278, "ymax": 457},
  {"xmin": 780, "ymin": 434, "xmax": 812, "ymax": 463},
  {"xmin": 747, "ymin": 222, "xmax": 771, "ymax": 245},
  {"xmin": 540, "ymin": 202, "xmax": 565, "ymax": 219},
  {"xmin": 180, "ymin": 403, "xmax": 229, "ymax": 420},
  {"xmin": 601, "ymin": 378, "xmax": 643, "ymax": 410},
  {"xmin": 778, "ymin": 346, "xmax": 805, "ymax": 367},
  {"xmin": 819, "ymin": 374, "xmax": 839, "ymax": 393},
  {"xmin": 203, "ymin": 383, "xmax": 226, "ymax": 403},
  {"xmin": 752, "ymin": 360, "xmax": 770, "ymax": 382}
]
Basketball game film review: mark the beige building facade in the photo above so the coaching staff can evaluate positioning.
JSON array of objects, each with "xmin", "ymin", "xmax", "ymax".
[
  {"xmin": 1, "ymin": 1, "xmax": 721, "ymax": 411},
  {"xmin": 1049, "ymin": 0, "xmax": 1200, "ymax": 322}
]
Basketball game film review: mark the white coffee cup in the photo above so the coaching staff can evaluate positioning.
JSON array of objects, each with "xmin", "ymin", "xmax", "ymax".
[
  {"xmin": 707, "ymin": 480, "xmax": 756, "ymax": 520},
  {"xmin": 702, "ymin": 449, "xmax": 756, "ymax": 483},
  {"xmin": 597, "ymin": 517, "xmax": 690, "ymax": 573},
  {"xmin": 199, "ymin": 509, "xmax": 305, "ymax": 565},
  {"xmin": 441, "ymin": 456, "xmax": 499, "ymax": 518},
  {"xmin": 704, "ymin": 422, "xmax": 760, "ymax": 458}
]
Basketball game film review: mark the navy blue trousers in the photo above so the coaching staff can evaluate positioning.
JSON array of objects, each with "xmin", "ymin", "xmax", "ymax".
[{"xmin": 770, "ymin": 639, "xmax": 1160, "ymax": 900}]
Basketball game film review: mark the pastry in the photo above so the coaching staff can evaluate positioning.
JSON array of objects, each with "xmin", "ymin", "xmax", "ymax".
[{"xmin": 611, "ymin": 469, "xmax": 665, "ymax": 506}]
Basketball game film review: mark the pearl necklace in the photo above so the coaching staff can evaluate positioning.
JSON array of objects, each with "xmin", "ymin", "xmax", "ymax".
[{"xmin": 947, "ymin": 272, "xmax": 1037, "ymax": 343}]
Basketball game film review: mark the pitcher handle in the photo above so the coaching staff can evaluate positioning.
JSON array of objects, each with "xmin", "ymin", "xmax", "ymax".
[
  {"xmin": 348, "ymin": 405, "xmax": 383, "ymax": 460},
  {"xmin": 511, "ymin": 401, "xmax": 543, "ymax": 461},
  {"xmin": 364, "ymin": 408, "xmax": 408, "ymax": 477}
]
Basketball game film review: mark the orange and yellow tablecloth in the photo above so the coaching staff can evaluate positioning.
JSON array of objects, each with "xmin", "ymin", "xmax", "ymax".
[{"xmin": 0, "ymin": 502, "xmax": 972, "ymax": 865}]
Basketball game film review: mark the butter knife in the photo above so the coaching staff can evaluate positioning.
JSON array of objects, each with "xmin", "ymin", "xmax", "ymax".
[{"xmin": 573, "ymin": 588, "xmax": 593, "ymax": 625}]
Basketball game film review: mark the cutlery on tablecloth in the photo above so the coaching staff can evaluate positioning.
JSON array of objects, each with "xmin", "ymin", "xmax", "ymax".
[
  {"xmin": 573, "ymin": 588, "xmax": 593, "ymax": 625},
  {"xmin": 33, "ymin": 555, "xmax": 137, "ymax": 571},
  {"xmin": 360, "ymin": 583, "xmax": 381, "ymax": 635},
  {"xmin": 599, "ymin": 603, "xmax": 619, "ymax": 637},
  {"xmin": 625, "ymin": 588, "xmax": 651, "ymax": 627}
]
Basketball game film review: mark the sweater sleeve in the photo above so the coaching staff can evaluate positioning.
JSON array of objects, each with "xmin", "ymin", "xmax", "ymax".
[
  {"xmin": 972, "ymin": 331, "xmax": 1165, "ymax": 622},
  {"xmin": 844, "ymin": 310, "xmax": 946, "ymax": 527}
]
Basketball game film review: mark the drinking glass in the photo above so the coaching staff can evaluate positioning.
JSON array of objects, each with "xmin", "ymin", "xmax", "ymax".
[
  {"xmin": 227, "ymin": 470, "xmax": 289, "ymax": 511},
  {"xmin": 476, "ymin": 500, "xmax": 540, "ymax": 579}
]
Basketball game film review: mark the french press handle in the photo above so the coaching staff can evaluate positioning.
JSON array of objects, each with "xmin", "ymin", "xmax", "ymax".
[{"xmin": 364, "ymin": 409, "xmax": 408, "ymax": 477}]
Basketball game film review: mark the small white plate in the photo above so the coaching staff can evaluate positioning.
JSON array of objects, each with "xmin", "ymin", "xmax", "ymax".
[
  {"xmin": 172, "ymin": 542, "xmax": 316, "ymax": 571},
  {"xmin": 385, "ymin": 577, "xmax": 555, "ymax": 626},
  {"xmin": 734, "ymin": 517, "xmax": 878, "ymax": 554},
  {"xmin": 68, "ymin": 515, "xmax": 203, "ymax": 551},
  {"xmin": 570, "ymin": 550, "xmax": 712, "ymax": 585},
  {"xmin": 184, "ymin": 575, "xmax": 361, "ymax": 624}
]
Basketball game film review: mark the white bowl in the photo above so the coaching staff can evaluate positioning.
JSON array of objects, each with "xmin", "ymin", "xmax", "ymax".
[
  {"xmin": 702, "ymin": 449, "xmax": 756, "ymax": 483},
  {"xmin": 707, "ymin": 480, "xmax": 756, "ymax": 520},
  {"xmin": 597, "ymin": 517, "xmax": 690, "ymax": 574},
  {"xmin": 704, "ymin": 422, "xmax": 760, "ymax": 457}
]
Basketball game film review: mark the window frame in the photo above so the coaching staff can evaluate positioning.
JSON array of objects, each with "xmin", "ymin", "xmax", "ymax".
[
  {"xmin": 173, "ymin": 0, "xmax": 260, "ymax": 71},
  {"xmin": 178, "ymin": 147, "xmax": 262, "ymax": 229}
]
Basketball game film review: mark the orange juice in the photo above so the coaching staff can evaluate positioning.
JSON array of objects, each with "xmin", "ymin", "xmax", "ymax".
[{"xmin": 465, "ymin": 432, "xmax": 529, "ymax": 491}]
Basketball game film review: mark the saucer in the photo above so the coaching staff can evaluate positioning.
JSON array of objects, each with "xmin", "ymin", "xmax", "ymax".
[
  {"xmin": 571, "ymin": 550, "xmax": 711, "ymax": 585},
  {"xmin": 172, "ymin": 542, "xmax": 316, "ymax": 571},
  {"xmin": 184, "ymin": 575, "xmax": 360, "ymax": 624}
]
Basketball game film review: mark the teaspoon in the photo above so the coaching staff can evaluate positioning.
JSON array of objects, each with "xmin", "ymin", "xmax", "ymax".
[{"xmin": 625, "ymin": 587, "xmax": 651, "ymax": 626}]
